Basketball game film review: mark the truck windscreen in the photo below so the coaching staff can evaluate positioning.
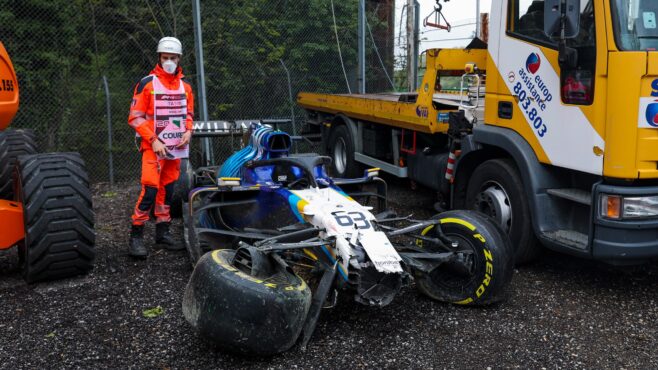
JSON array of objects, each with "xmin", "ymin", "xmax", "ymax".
[{"xmin": 612, "ymin": 0, "xmax": 658, "ymax": 50}]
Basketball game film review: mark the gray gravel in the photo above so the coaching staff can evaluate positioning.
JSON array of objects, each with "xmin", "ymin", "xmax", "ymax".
[{"xmin": 1, "ymin": 178, "xmax": 658, "ymax": 369}]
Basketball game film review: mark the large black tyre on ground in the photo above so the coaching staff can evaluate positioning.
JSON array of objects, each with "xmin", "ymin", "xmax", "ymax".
[
  {"xmin": 414, "ymin": 210, "xmax": 514, "ymax": 306},
  {"xmin": 465, "ymin": 158, "xmax": 542, "ymax": 264},
  {"xmin": 327, "ymin": 125, "xmax": 361, "ymax": 178},
  {"xmin": 182, "ymin": 249, "xmax": 311, "ymax": 355},
  {"xmin": 0, "ymin": 129, "xmax": 37, "ymax": 199},
  {"xmin": 15, "ymin": 153, "xmax": 95, "ymax": 283},
  {"xmin": 170, "ymin": 158, "xmax": 192, "ymax": 219}
]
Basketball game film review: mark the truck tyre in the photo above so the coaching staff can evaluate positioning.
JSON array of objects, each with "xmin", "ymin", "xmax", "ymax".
[
  {"xmin": 0, "ymin": 129, "xmax": 37, "ymax": 199},
  {"xmin": 170, "ymin": 158, "xmax": 192, "ymax": 219},
  {"xmin": 328, "ymin": 125, "xmax": 361, "ymax": 178},
  {"xmin": 15, "ymin": 153, "xmax": 95, "ymax": 283},
  {"xmin": 414, "ymin": 210, "xmax": 513, "ymax": 306},
  {"xmin": 182, "ymin": 249, "xmax": 311, "ymax": 355},
  {"xmin": 465, "ymin": 158, "xmax": 541, "ymax": 264}
]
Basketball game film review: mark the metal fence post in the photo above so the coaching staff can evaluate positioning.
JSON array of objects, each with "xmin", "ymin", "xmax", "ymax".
[
  {"xmin": 102, "ymin": 75, "xmax": 114, "ymax": 187},
  {"xmin": 279, "ymin": 59, "xmax": 297, "ymax": 153},
  {"xmin": 358, "ymin": 0, "xmax": 366, "ymax": 94},
  {"xmin": 192, "ymin": 0, "xmax": 213, "ymax": 166}
]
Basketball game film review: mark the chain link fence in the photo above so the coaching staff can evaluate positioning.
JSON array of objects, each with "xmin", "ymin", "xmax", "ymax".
[{"xmin": 2, "ymin": 0, "xmax": 396, "ymax": 184}]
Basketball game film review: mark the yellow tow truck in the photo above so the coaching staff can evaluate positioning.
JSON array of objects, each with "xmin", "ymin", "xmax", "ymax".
[{"xmin": 298, "ymin": 0, "xmax": 658, "ymax": 264}]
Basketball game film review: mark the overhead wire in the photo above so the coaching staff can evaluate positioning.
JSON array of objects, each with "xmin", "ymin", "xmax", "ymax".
[
  {"xmin": 364, "ymin": 7, "xmax": 396, "ymax": 90},
  {"xmin": 330, "ymin": 0, "xmax": 352, "ymax": 94}
]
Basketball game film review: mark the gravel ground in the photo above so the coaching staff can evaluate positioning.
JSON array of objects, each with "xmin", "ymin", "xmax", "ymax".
[{"xmin": 1, "ymin": 177, "xmax": 658, "ymax": 369}]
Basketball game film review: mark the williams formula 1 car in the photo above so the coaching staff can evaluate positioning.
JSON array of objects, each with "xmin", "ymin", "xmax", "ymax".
[{"xmin": 181, "ymin": 123, "xmax": 513, "ymax": 355}]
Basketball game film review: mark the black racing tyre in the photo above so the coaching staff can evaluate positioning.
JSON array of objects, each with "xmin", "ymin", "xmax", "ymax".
[
  {"xmin": 465, "ymin": 158, "xmax": 541, "ymax": 264},
  {"xmin": 0, "ymin": 129, "xmax": 37, "ymax": 199},
  {"xmin": 414, "ymin": 210, "xmax": 513, "ymax": 306},
  {"xmin": 170, "ymin": 158, "xmax": 193, "ymax": 219},
  {"xmin": 182, "ymin": 249, "xmax": 311, "ymax": 355},
  {"xmin": 328, "ymin": 125, "xmax": 361, "ymax": 178},
  {"xmin": 15, "ymin": 152, "xmax": 95, "ymax": 283}
]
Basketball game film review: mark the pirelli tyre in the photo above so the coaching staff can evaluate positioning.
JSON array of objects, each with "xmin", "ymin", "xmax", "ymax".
[
  {"xmin": 15, "ymin": 153, "xmax": 95, "ymax": 283},
  {"xmin": 0, "ymin": 129, "xmax": 38, "ymax": 199},
  {"xmin": 170, "ymin": 158, "xmax": 192, "ymax": 219},
  {"xmin": 182, "ymin": 249, "xmax": 311, "ymax": 355},
  {"xmin": 413, "ymin": 210, "xmax": 513, "ymax": 306}
]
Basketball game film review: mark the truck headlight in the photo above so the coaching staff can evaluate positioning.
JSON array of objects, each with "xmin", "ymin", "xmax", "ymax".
[{"xmin": 600, "ymin": 194, "xmax": 658, "ymax": 219}]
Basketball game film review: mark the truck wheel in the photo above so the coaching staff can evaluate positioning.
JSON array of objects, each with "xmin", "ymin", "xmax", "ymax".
[
  {"xmin": 414, "ymin": 210, "xmax": 513, "ymax": 306},
  {"xmin": 170, "ymin": 158, "xmax": 192, "ymax": 219},
  {"xmin": 15, "ymin": 153, "xmax": 95, "ymax": 283},
  {"xmin": 182, "ymin": 249, "xmax": 311, "ymax": 355},
  {"xmin": 328, "ymin": 125, "xmax": 361, "ymax": 178},
  {"xmin": 465, "ymin": 158, "xmax": 541, "ymax": 264},
  {"xmin": 0, "ymin": 129, "xmax": 37, "ymax": 199}
]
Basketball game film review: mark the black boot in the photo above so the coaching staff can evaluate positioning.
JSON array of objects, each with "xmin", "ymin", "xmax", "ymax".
[
  {"xmin": 155, "ymin": 222, "xmax": 182, "ymax": 250},
  {"xmin": 129, "ymin": 224, "xmax": 148, "ymax": 258}
]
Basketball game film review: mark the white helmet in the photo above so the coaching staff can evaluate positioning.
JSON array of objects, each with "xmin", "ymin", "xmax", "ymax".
[{"xmin": 157, "ymin": 37, "xmax": 182, "ymax": 55}]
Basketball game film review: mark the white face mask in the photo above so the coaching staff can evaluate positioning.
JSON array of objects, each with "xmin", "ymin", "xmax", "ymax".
[{"xmin": 162, "ymin": 60, "xmax": 177, "ymax": 74}]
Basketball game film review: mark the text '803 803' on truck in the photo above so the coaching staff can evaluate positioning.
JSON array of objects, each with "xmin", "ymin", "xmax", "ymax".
[{"xmin": 299, "ymin": 0, "xmax": 658, "ymax": 266}]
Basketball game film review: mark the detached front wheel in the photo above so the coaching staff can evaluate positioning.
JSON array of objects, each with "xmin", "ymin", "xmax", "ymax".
[
  {"xmin": 182, "ymin": 248, "xmax": 311, "ymax": 355},
  {"xmin": 414, "ymin": 210, "xmax": 513, "ymax": 306}
]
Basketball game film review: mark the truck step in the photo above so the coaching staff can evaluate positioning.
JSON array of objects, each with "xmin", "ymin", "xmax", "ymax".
[
  {"xmin": 542, "ymin": 229, "xmax": 588, "ymax": 250},
  {"xmin": 355, "ymin": 152, "xmax": 408, "ymax": 178},
  {"xmin": 546, "ymin": 188, "xmax": 591, "ymax": 205}
]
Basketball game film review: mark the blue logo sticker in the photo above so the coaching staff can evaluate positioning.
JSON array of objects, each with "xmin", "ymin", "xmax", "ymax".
[
  {"xmin": 645, "ymin": 100, "xmax": 658, "ymax": 127},
  {"xmin": 526, "ymin": 53, "xmax": 541, "ymax": 74}
]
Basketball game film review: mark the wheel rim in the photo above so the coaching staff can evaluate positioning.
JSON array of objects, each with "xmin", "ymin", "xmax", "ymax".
[
  {"xmin": 333, "ymin": 137, "xmax": 347, "ymax": 175},
  {"xmin": 428, "ymin": 233, "xmax": 478, "ymax": 289},
  {"xmin": 473, "ymin": 181, "xmax": 512, "ymax": 232}
]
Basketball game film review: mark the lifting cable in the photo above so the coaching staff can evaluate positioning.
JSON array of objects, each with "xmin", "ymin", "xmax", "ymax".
[
  {"xmin": 330, "ymin": 0, "xmax": 352, "ymax": 94},
  {"xmin": 364, "ymin": 5, "xmax": 396, "ymax": 90}
]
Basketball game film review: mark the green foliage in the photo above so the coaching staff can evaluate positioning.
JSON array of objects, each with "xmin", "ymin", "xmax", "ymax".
[{"xmin": 2, "ymin": 0, "xmax": 393, "ymax": 181}]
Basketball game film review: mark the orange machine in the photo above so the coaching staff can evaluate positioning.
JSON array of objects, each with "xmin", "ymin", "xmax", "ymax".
[
  {"xmin": 0, "ymin": 42, "xmax": 24, "ymax": 249},
  {"xmin": 0, "ymin": 41, "xmax": 95, "ymax": 282}
]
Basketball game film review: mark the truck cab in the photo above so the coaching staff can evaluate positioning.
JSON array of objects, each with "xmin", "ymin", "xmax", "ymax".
[{"xmin": 469, "ymin": 0, "xmax": 658, "ymax": 263}]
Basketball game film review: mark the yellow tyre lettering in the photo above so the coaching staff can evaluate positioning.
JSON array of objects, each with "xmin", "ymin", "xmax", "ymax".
[
  {"xmin": 455, "ymin": 297, "xmax": 473, "ymax": 305},
  {"xmin": 486, "ymin": 261, "xmax": 493, "ymax": 275},
  {"xmin": 483, "ymin": 273, "xmax": 491, "ymax": 287},
  {"xmin": 476, "ymin": 284, "xmax": 485, "ymax": 297},
  {"xmin": 483, "ymin": 248, "xmax": 493, "ymax": 262},
  {"xmin": 473, "ymin": 233, "xmax": 486, "ymax": 243}
]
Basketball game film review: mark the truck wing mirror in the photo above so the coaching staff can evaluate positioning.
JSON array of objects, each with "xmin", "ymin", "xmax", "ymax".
[
  {"xmin": 545, "ymin": 0, "xmax": 580, "ymax": 69},
  {"xmin": 544, "ymin": 0, "xmax": 581, "ymax": 39}
]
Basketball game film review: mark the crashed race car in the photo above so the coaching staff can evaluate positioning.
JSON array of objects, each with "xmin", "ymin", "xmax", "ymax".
[{"xmin": 181, "ymin": 123, "xmax": 513, "ymax": 355}]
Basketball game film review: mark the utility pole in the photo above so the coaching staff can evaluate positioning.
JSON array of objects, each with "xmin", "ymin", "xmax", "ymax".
[
  {"xmin": 475, "ymin": 0, "xmax": 481, "ymax": 39},
  {"xmin": 192, "ymin": 0, "xmax": 213, "ymax": 165},
  {"xmin": 413, "ymin": 0, "xmax": 419, "ymax": 91},
  {"xmin": 358, "ymin": 0, "xmax": 366, "ymax": 94},
  {"xmin": 406, "ymin": 0, "xmax": 416, "ymax": 91}
]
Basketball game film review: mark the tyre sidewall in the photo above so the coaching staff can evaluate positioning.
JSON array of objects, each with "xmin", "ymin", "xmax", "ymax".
[{"xmin": 415, "ymin": 210, "xmax": 513, "ymax": 306}]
